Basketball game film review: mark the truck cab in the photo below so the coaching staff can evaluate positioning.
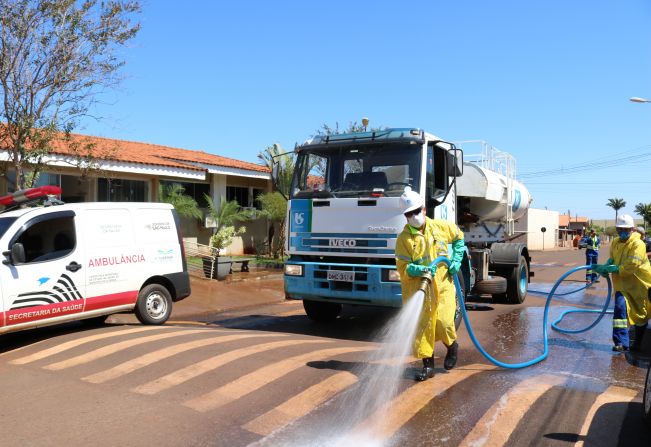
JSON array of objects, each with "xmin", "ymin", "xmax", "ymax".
[{"xmin": 277, "ymin": 128, "xmax": 465, "ymax": 321}]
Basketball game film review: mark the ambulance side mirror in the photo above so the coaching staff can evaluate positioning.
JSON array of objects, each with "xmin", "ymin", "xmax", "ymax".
[{"xmin": 2, "ymin": 242, "xmax": 26, "ymax": 265}]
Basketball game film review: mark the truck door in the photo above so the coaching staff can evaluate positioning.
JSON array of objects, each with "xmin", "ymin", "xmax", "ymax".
[{"xmin": 1, "ymin": 211, "xmax": 85, "ymax": 327}]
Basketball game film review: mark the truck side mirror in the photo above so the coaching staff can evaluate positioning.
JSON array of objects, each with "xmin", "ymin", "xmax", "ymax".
[
  {"xmin": 447, "ymin": 147, "xmax": 463, "ymax": 177},
  {"xmin": 2, "ymin": 242, "xmax": 26, "ymax": 265}
]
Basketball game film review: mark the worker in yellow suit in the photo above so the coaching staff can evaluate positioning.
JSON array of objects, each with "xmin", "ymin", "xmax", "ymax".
[
  {"xmin": 594, "ymin": 214, "xmax": 651, "ymax": 352},
  {"xmin": 395, "ymin": 188, "xmax": 465, "ymax": 381}
]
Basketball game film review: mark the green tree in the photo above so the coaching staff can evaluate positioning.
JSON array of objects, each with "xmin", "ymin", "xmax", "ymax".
[
  {"xmin": 258, "ymin": 143, "xmax": 294, "ymax": 198},
  {"xmin": 634, "ymin": 202, "xmax": 651, "ymax": 230},
  {"xmin": 0, "ymin": 0, "xmax": 141, "ymax": 189},
  {"xmin": 606, "ymin": 198, "xmax": 626, "ymax": 222},
  {"xmin": 315, "ymin": 121, "xmax": 385, "ymax": 136},
  {"xmin": 158, "ymin": 183, "xmax": 202, "ymax": 220},
  {"xmin": 203, "ymin": 194, "xmax": 253, "ymax": 256},
  {"xmin": 256, "ymin": 191, "xmax": 288, "ymax": 259}
]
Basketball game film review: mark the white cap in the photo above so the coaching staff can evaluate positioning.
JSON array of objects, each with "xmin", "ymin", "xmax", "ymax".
[
  {"xmin": 399, "ymin": 187, "xmax": 424, "ymax": 214},
  {"xmin": 636, "ymin": 226, "xmax": 646, "ymax": 235},
  {"xmin": 616, "ymin": 214, "xmax": 635, "ymax": 228}
]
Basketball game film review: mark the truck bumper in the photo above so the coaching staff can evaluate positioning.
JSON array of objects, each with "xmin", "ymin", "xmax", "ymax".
[{"xmin": 284, "ymin": 262, "xmax": 403, "ymax": 308}]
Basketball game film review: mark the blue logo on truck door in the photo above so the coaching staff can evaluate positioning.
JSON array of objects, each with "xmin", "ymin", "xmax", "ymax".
[{"xmin": 290, "ymin": 200, "xmax": 312, "ymax": 232}]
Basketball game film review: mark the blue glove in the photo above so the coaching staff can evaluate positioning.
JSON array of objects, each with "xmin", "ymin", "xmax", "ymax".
[
  {"xmin": 606, "ymin": 258, "xmax": 614, "ymax": 265},
  {"xmin": 448, "ymin": 239, "xmax": 465, "ymax": 277},
  {"xmin": 407, "ymin": 263, "xmax": 437, "ymax": 277}
]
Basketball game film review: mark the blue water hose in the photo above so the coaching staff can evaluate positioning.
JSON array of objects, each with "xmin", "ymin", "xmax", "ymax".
[{"xmin": 430, "ymin": 256, "xmax": 613, "ymax": 369}]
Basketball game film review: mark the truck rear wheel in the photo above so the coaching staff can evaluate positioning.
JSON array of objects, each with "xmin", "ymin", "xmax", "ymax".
[
  {"xmin": 303, "ymin": 300, "xmax": 342, "ymax": 322},
  {"xmin": 474, "ymin": 276, "xmax": 507, "ymax": 296},
  {"xmin": 135, "ymin": 284, "xmax": 172, "ymax": 325},
  {"xmin": 499, "ymin": 255, "xmax": 529, "ymax": 304}
]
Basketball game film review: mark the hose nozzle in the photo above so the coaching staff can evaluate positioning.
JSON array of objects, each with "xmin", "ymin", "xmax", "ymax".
[{"xmin": 418, "ymin": 270, "xmax": 433, "ymax": 293}]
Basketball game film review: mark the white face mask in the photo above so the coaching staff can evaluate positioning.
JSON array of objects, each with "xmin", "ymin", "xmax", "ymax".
[{"xmin": 407, "ymin": 211, "xmax": 425, "ymax": 228}]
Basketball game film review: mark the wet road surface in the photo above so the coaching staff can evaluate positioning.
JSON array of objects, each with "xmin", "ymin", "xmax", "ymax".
[{"xmin": 1, "ymin": 247, "xmax": 650, "ymax": 446}]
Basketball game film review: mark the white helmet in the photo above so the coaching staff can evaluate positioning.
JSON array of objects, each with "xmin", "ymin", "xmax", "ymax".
[
  {"xmin": 399, "ymin": 187, "xmax": 424, "ymax": 214},
  {"xmin": 616, "ymin": 214, "xmax": 634, "ymax": 228}
]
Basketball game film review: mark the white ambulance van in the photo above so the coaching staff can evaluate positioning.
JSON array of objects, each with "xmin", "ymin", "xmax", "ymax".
[{"xmin": 0, "ymin": 187, "xmax": 190, "ymax": 334}]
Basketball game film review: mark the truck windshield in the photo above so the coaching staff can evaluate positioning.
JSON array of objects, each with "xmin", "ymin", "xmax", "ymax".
[
  {"xmin": 0, "ymin": 217, "xmax": 17, "ymax": 239},
  {"xmin": 291, "ymin": 143, "xmax": 422, "ymax": 199}
]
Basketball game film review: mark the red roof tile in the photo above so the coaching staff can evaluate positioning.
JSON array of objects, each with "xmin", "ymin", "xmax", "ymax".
[{"xmin": 2, "ymin": 130, "xmax": 270, "ymax": 175}]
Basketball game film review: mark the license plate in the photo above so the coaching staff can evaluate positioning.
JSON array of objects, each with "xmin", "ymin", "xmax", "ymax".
[{"xmin": 327, "ymin": 270, "xmax": 354, "ymax": 282}]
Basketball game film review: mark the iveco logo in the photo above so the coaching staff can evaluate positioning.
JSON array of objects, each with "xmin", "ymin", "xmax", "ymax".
[
  {"xmin": 329, "ymin": 239, "xmax": 357, "ymax": 247},
  {"xmin": 368, "ymin": 225, "xmax": 398, "ymax": 232}
]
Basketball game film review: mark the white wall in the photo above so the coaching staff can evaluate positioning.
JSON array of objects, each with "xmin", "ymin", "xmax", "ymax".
[{"xmin": 513, "ymin": 208, "xmax": 560, "ymax": 250}]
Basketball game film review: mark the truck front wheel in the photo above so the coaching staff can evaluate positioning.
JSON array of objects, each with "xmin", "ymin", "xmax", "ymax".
[{"xmin": 303, "ymin": 300, "xmax": 342, "ymax": 322}]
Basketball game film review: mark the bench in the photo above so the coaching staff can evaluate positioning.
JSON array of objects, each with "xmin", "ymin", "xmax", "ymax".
[{"xmin": 230, "ymin": 258, "xmax": 254, "ymax": 273}]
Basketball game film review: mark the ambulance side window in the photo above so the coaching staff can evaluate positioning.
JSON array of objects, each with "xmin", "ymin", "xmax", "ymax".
[{"xmin": 15, "ymin": 215, "xmax": 76, "ymax": 263}]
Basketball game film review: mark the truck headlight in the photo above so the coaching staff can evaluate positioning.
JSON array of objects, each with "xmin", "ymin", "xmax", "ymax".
[
  {"xmin": 285, "ymin": 264, "xmax": 303, "ymax": 276},
  {"xmin": 385, "ymin": 269, "xmax": 400, "ymax": 282}
]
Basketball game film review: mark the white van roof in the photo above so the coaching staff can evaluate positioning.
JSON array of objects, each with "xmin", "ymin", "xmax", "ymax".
[{"xmin": 0, "ymin": 202, "xmax": 175, "ymax": 219}]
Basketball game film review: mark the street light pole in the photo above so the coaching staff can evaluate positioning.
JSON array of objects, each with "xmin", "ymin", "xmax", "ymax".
[{"xmin": 630, "ymin": 97, "xmax": 651, "ymax": 103}]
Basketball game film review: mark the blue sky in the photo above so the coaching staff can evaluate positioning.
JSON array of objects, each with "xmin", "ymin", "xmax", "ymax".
[{"xmin": 83, "ymin": 1, "xmax": 651, "ymax": 220}]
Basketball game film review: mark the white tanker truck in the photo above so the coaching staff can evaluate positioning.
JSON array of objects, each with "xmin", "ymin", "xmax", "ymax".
[
  {"xmin": 275, "ymin": 129, "xmax": 533, "ymax": 322},
  {"xmin": 455, "ymin": 140, "xmax": 533, "ymax": 305}
]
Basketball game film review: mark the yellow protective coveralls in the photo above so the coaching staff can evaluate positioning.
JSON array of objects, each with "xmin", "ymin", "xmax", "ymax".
[
  {"xmin": 395, "ymin": 217, "xmax": 464, "ymax": 359},
  {"xmin": 610, "ymin": 232, "xmax": 651, "ymax": 326}
]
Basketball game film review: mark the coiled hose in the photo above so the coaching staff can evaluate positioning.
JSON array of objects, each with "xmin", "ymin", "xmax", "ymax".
[{"xmin": 430, "ymin": 256, "xmax": 613, "ymax": 369}]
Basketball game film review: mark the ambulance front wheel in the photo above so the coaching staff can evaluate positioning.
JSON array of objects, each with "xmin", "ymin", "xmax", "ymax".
[
  {"xmin": 303, "ymin": 300, "xmax": 342, "ymax": 322},
  {"xmin": 135, "ymin": 284, "xmax": 172, "ymax": 325}
]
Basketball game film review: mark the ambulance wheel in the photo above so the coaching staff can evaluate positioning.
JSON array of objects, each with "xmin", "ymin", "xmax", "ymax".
[
  {"xmin": 135, "ymin": 284, "xmax": 172, "ymax": 325},
  {"xmin": 644, "ymin": 364, "xmax": 651, "ymax": 428},
  {"xmin": 455, "ymin": 273, "xmax": 465, "ymax": 330},
  {"xmin": 303, "ymin": 300, "xmax": 342, "ymax": 322}
]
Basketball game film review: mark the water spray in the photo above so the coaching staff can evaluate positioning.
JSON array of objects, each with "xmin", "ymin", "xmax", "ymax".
[{"xmin": 431, "ymin": 256, "xmax": 614, "ymax": 369}]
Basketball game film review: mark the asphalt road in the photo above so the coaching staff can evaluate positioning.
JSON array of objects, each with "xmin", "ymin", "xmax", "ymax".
[{"xmin": 1, "ymin": 245, "xmax": 650, "ymax": 446}]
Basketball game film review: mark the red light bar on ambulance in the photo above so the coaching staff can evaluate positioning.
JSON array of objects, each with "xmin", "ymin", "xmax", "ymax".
[{"xmin": 0, "ymin": 186, "xmax": 62, "ymax": 206}]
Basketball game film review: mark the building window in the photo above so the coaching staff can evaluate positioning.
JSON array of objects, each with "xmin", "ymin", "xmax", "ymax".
[
  {"xmin": 98, "ymin": 178, "xmax": 148, "ymax": 202},
  {"xmin": 160, "ymin": 180, "xmax": 210, "ymax": 208},
  {"xmin": 227, "ymin": 186, "xmax": 250, "ymax": 207},
  {"xmin": 252, "ymin": 188, "xmax": 265, "ymax": 210},
  {"xmin": 6, "ymin": 171, "xmax": 60, "ymax": 193}
]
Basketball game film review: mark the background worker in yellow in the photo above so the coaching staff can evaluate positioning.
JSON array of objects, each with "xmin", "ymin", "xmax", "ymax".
[
  {"xmin": 594, "ymin": 214, "xmax": 651, "ymax": 352},
  {"xmin": 395, "ymin": 188, "xmax": 465, "ymax": 381}
]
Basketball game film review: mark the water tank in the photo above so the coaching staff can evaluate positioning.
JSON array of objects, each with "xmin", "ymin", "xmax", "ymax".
[{"xmin": 456, "ymin": 162, "xmax": 532, "ymax": 221}]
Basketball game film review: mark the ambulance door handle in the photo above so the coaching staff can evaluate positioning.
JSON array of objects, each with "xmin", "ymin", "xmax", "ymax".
[{"xmin": 66, "ymin": 261, "xmax": 82, "ymax": 272}]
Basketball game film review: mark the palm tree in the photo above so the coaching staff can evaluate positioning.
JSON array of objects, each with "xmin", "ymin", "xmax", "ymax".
[
  {"xmin": 606, "ymin": 198, "xmax": 626, "ymax": 223},
  {"xmin": 203, "ymin": 194, "xmax": 254, "ymax": 256},
  {"xmin": 634, "ymin": 202, "xmax": 651, "ymax": 230},
  {"xmin": 258, "ymin": 143, "xmax": 295, "ymax": 198},
  {"xmin": 159, "ymin": 183, "xmax": 203, "ymax": 220}
]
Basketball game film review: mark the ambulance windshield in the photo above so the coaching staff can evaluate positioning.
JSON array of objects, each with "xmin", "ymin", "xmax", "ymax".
[{"xmin": 291, "ymin": 143, "xmax": 422, "ymax": 199}]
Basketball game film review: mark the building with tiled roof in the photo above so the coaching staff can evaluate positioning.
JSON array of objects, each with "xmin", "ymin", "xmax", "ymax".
[{"xmin": 0, "ymin": 132, "xmax": 271, "ymax": 254}]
